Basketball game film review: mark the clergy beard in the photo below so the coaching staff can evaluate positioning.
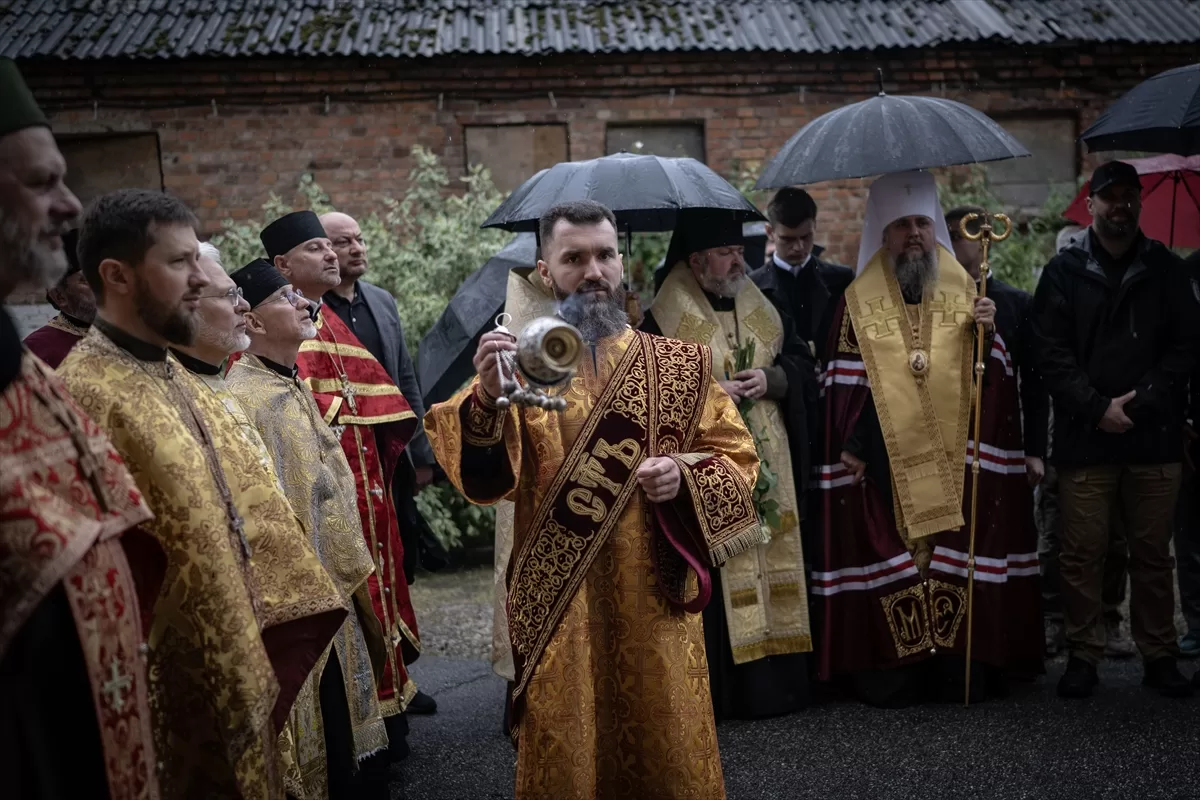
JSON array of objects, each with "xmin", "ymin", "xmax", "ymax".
[
  {"xmin": 695, "ymin": 253, "xmax": 746, "ymax": 299},
  {"xmin": 0, "ymin": 206, "xmax": 71, "ymax": 292},
  {"xmin": 893, "ymin": 247, "xmax": 937, "ymax": 302},
  {"xmin": 195, "ymin": 315, "xmax": 250, "ymax": 356},
  {"xmin": 134, "ymin": 271, "xmax": 197, "ymax": 346},
  {"xmin": 553, "ymin": 278, "xmax": 628, "ymax": 342},
  {"xmin": 299, "ymin": 320, "xmax": 318, "ymax": 340}
]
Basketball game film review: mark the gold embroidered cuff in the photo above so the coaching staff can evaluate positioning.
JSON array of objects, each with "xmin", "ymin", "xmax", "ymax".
[{"xmin": 462, "ymin": 385, "xmax": 506, "ymax": 447}]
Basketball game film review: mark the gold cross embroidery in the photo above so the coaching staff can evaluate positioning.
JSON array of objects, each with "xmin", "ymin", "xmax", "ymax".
[
  {"xmin": 929, "ymin": 291, "xmax": 971, "ymax": 327},
  {"xmin": 858, "ymin": 296, "xmax": 904, "ymax": 339},
  {"xmin": 102, "ymin": 656, "xmax": 132, "ymax": 712}
]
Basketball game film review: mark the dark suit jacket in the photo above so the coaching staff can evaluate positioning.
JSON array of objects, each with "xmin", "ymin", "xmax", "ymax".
[
  {"xmin": 749, "ymin": 246, "xmax": 854, "ymax": 361},
  {"xmin": 357, "ymin": 280, "xmax": 435, "ymax": 468}
]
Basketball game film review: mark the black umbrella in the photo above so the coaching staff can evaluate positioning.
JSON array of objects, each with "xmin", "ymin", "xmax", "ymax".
[
  {"xmin": 755, "ymin": 92, "xmax": 1030, "ymax": 188},
  {"xmin": 482, "ymin": 152, "xmax": 764, "ymax": 234},
  {"xmin": 417, "ymin": 233, "xmax": 537, "ymax": 409},
  {"xmin": 1081, "ymin": 63, "xmax": 1200, "ymax": 156}
]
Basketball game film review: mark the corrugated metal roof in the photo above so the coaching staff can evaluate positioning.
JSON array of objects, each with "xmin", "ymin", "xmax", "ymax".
[{"xmin": 2, "ymin": 0, "xmax": 1198, "ymax": 61}]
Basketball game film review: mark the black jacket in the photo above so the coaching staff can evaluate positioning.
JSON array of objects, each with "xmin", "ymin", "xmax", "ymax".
[
  {"xmin": 1032, "ymin": 231, "xmax": 1199, "ymax": 467},
  {"xmin": 748, "ymin": 246, "xmax": 854, "ymax": 362},
  {"xmin": 988, "ymin": 277, "xmax": 1049, "ymax": 460}
]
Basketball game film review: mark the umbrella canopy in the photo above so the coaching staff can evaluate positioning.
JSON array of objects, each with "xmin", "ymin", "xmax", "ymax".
[
  {"xmin": 481, "ymin": 152, "xmax": 764, "ymax": 233},
  {"xmin": 1080, "ymin": 63, "xmax": 1200, "ymax": 156},
  {"xmin": 416, "ymin": 233, "xmax": 537, "ymax": 409},
  {"xmin": 755, "ymin": 93, "xmax": 1030, "ymax": 188},
  {"xmin": 1064, "ymin": 155, "xmax": 1200, "ymax": 249}
]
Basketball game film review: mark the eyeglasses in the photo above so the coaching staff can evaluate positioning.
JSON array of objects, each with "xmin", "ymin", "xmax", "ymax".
[
  {"xmin": 263, "ymin": 288, "xmax": 306, "ymax": 308},
  {"xmin": 198, "ymin": 286, "xmax": 244, "ymax": 307}
]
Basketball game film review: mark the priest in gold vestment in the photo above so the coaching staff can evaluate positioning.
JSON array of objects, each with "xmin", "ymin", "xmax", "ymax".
[
  {"xmin": 59, "ymin": 189, "xmax": 312, "ymax": 799},
  {"xmin": 227, "ymin": 257, "xmax": 392, "ymax": 800},
  {"xmin": 426, "ymin": 201, "xmax": 761, "ymax": 800},
  {"xmin": 643, "ymin": 212, "xmax": 813, "ymax": 720}
]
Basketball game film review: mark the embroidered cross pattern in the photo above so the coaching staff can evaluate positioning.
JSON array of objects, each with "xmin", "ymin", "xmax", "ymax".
[
  {"xmin": 102, "ymin": 656, "xmax": 132, "ymax": 712},
  {"xmin": 857, "ymin": 297, "xmax": 903, "ymax": 340},
  {"xmin": 929, "ymin": 291, "xmax": 971, "ymax": 328}
]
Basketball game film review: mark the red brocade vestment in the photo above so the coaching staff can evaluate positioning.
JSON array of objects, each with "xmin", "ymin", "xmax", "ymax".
[{"xmin": 296, "ymin": 305, "xmax": 421, "ymax": 713}]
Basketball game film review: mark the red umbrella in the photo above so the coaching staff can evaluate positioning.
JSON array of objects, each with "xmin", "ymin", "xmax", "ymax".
[{"xmin": 1064, "ymin": 154, "xmax": 1200, "ymax": 248}]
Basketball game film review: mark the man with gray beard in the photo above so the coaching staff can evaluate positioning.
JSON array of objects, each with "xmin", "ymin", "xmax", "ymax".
[
  {"xmin": 644, "ymin": 210, "xmax": 816, "ymax": 720},
  {"xmin": 813, "ymin": 172, "xmax": 1044, "ymax": 708},
  {"xmin": 425, "ymin": 199, "xmax": 762, "ymax": 799}
]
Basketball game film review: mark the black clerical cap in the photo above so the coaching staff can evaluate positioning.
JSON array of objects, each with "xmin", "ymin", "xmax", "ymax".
[
  {"xmin": 260, "ymin": 210, "xmax": 327, "ymax": 260},
  {"xmin": 0, "ymin": 59, "xmax": 48, "ymax": 139},
  {"xmin": 231, "ymin": 258, "xmax": 289, "ymax": 308},
  {"xmin": 657, "ymin": 209, "xmax": 745, "ymax": 292}
]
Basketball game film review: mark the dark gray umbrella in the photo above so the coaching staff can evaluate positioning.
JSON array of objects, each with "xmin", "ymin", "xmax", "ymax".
[
  {"xmin": 482, "ymin": 152, "xmax": 764, "ymax": 233},
  {"xmin": 417, "ymin": 233, "xmax": 537, "ymax": 409},
  {"xmin": 1081, "ymin": 63, "xmax": 1200, "ymax": 156},
  {"xmin": 755, "ymin": 93, "xmax": 1030, "ymax": 188}
]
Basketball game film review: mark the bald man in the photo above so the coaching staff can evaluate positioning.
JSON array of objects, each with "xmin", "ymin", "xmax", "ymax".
[{"xmin": 320, "ymin": 210, "xmax": 439, "ymax": 717}]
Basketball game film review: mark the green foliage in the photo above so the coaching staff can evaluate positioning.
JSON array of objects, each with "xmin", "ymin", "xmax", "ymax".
[
  {"xmin": 415, "ymin": 482, "xmax": 496, "ymax": 554},
  {"xmin": 937, "ymin": 166, "xmax": 1074, "ymax": 293},
  {"xmin": 211, "ymin": 145, "xmax": 509, "ymax": 345},
  {"xmin": 212, "ymin": 146, "xmax": 506, "ymax": 555}
]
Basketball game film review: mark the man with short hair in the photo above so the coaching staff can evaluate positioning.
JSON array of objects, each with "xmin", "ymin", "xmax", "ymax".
[
  {"xmin": 426, "ymin": 199, "xmax": 761, "ymax": 799},
  {"xmin": 23, "ymin": 229, "xmax": 94, "ymax": 366},
  {"xmin": 1034, "ymin": 160, "xmax": 1200, "ymax": 699},
  {"xmin": 815, "ymin": 171, "xmax": 1042, "ymax": 706},
  {"xmin": 58, "ymin": 189, "xmax": 290, "ymax": 796},
  {"xmin": 262, "ymin": 209, "xmax": 423, "ymax": 756},
  {"xmin": 750, "ymin": 187, "xmax": 854, "ymax": 360},
  {"xmin": 0, "ymin": 57, "xmax": 162, "ymax": 800},
  {"xmin": 169, "ymin": 243, "xmax": 349, "ymax": 754},
  {"xmin": 644, "ymin": 209, "xmax": 814, "ymax": 720},
  {"xmin": 228, "ymin": 258, "xmax": 392, "ymax": 799}
]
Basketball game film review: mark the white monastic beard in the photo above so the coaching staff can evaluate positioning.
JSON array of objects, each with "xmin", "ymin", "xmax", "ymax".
[
  {"xmin": 232, "ymin": 331, "xmax": 252, "ymax": 352},
  {"xmin": 299, "ymin": 321, "xmax": 318, "ymax": 340},
  {"xmin": 696, "ymin": 252, "xmax": 747, "ymax": 299},
  {"xmin": 195, "ymin": 315, "xmax": 249, "ymax": 356},
  {"xmin": 893, "ymin": 247, "xmax": 938, "ymax": 301},
  {"xmin": 0, "ymin": 207, "xmax": 70, "ymax": 291}
]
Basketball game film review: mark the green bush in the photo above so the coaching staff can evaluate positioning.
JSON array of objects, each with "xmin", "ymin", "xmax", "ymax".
[
  {"xmin": 211, "ymin": 145, "xmax": 504, "ymax": 555},
  {"xmin": 937, "ymin": 166, "xmax": 1074, "ymax": 293}
]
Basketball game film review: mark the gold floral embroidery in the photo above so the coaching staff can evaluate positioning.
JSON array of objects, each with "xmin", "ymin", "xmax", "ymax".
[
  {"xmin": 675, "ymin": 311, "xmax": 718, "ymax": 345},
  {"xmin": 463, "ymin": 387, "xmax": 507, "ymax": 447},
  {"xmin": 743, "ymin": 305, "xmax": 782, "ymax": 346}
]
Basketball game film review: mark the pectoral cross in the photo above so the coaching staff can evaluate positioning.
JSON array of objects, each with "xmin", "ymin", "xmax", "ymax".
[
  {"xmin": 102, "ymin": 656, "xmax": 132, "ymax": 712},
  {"xmin": 341, "ymin": 373, "xmax": 358, "ymax": 413}
]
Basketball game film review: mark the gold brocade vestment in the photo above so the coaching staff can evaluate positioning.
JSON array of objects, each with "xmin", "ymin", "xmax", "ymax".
[
  {"xmin": 227, "ymin": 354, "xmax": 389, "ymax": 799},
  {"xmin": 426, "ymin": 328, "xmax": 761, "ymax": 800},
  {"xmin": 59, "ymin": 328, "xmax": 281, "ymax": 800},
  {"xmin": 650, "ymin": 263, "xmax": 812, "ymax": 663}
]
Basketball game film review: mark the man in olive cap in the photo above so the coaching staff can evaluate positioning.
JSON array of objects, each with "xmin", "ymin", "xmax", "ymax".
[{"xmin": 0, "ymin": 58, "xmax": 162, "ymax": 799}]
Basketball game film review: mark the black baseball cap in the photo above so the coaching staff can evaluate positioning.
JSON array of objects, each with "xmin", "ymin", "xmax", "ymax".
[{"xmin": 1089, "ymin": 160, "xmax": 1141, "ymax": 195}]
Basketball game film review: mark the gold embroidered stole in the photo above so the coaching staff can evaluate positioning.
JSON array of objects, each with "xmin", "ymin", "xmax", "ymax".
[
  {"xmin": 845, "ymin": 246, "xmax": 975, "ymax": 539},
  {"xmin": 649, "ymin": 263, "xmax": 812, "ymax": 663},
  {"xmin": 507, "ymin": 333, "xmax": 709, "ymax": 699}
]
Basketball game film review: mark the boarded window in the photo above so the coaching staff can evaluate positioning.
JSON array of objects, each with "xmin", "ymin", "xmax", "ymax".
[
  {"xmin": 57, "ymin": 133, "xmax": 164, "ymax": 207},
  {"xmin": 986, "ymin": 117, "xmax": 1078, "ymax": 211},
  {"xmin": 464, "ymin": 124, "xmax": 569, "ymax": 194},
  {"xmin": 605, "ymin": 123, "xmax": 705, "ymax": 162}
]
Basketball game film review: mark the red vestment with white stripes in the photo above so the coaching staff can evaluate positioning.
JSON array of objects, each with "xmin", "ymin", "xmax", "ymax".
[{"xmin": 812, "ymin": 298, "xmax": 1043, "ymax": 681}]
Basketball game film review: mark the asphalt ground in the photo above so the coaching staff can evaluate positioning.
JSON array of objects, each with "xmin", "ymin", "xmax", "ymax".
[{"xmin": 394, "ymin": 569, "xmax": 1199, "ymax": 800}]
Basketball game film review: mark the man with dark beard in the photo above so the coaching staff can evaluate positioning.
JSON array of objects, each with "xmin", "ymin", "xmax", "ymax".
[
  {"xmin": 0, "ymin": 58, "xmax": 162, "ymax": 800},
  {"xmin": 425, "ymin": 199, "xmax": 761, "ymax": 800},
  {"xmin": 643, "ymin": 210, "xmax": 815, "ymax": 721},
  {"xmin": 1034, "ymin": 160, "xmax": 1199, "ymax": 699},
  {"xmin": 58, "ymin": 189, "xmax": 296, "ymax": 797},
  {"xmin": 23, "ymin": 229, "xmax": 95, "ymax": 366},
  {"xmin": 814, "ymin": 171, "xmax": 1042, "ymax": 707}
]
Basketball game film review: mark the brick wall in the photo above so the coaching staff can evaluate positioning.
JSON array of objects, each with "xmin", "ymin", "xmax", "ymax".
[{"xmin": 19, "ymin": 42, "xmax": 1198, "ymax": 268}]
